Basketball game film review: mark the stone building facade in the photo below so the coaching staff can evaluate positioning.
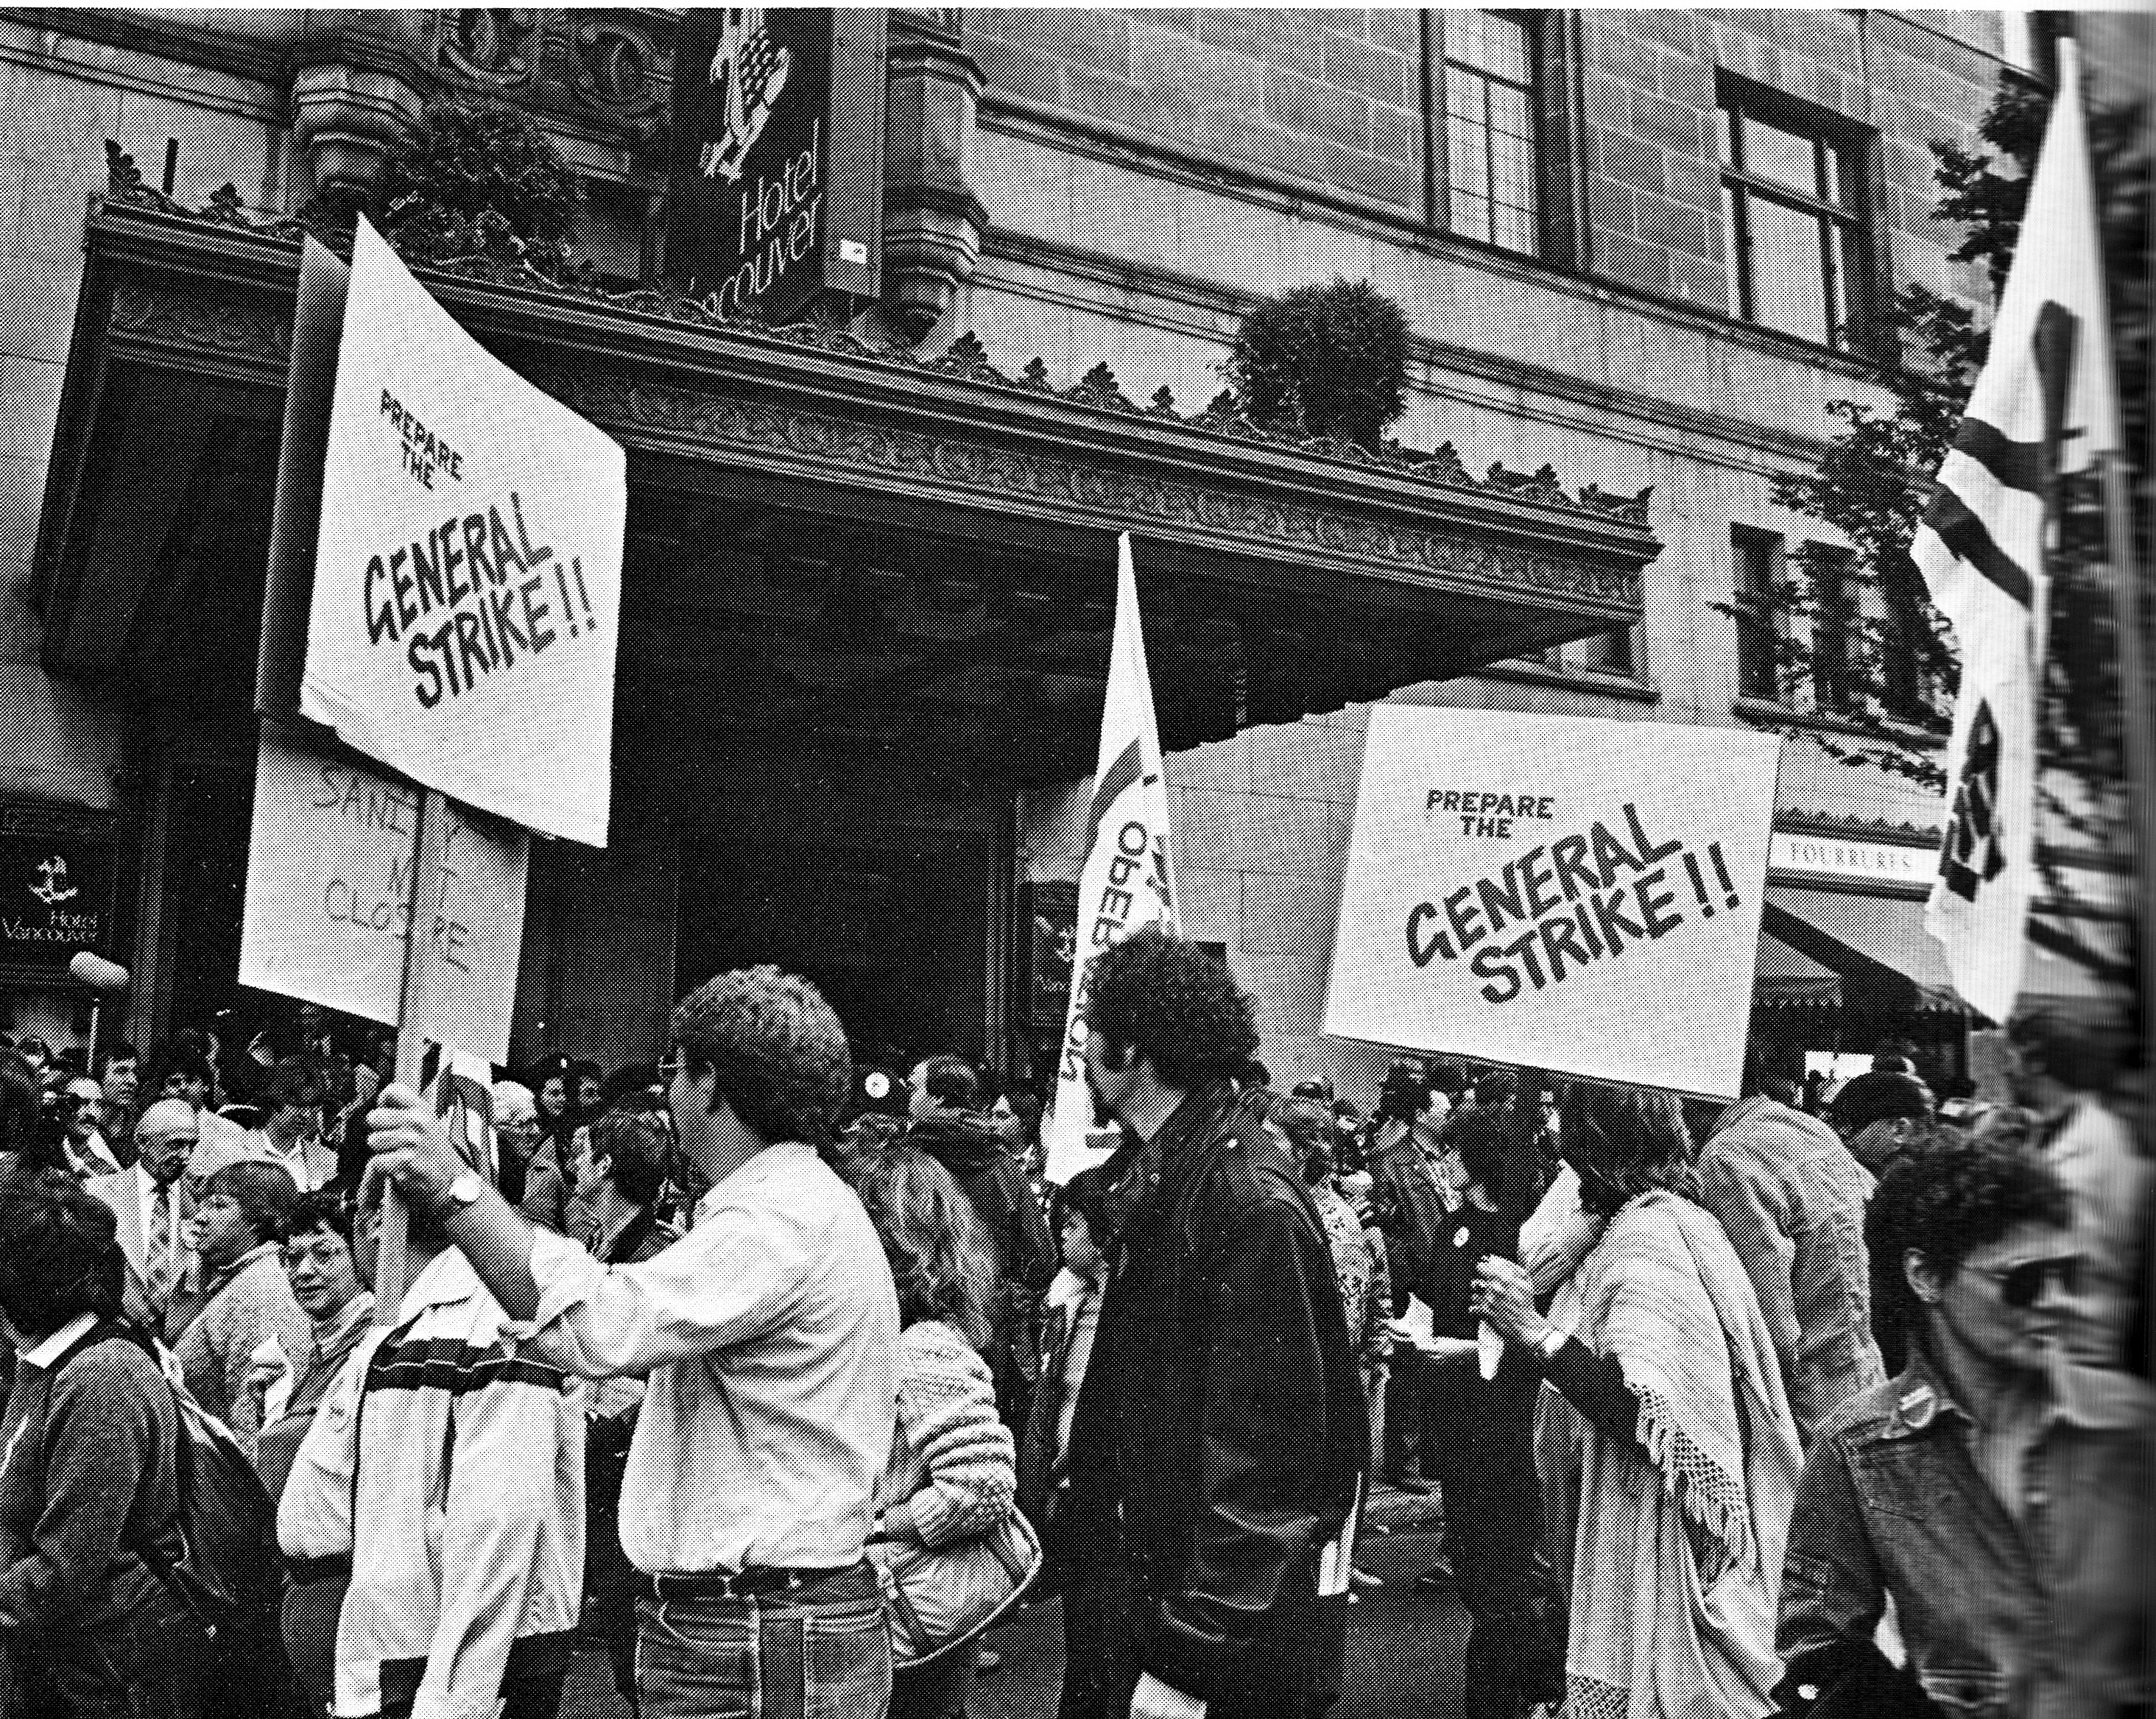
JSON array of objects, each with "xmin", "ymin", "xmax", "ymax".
[{"xmin": 0, "ymin": 9, "xmax": 2122, "ymax": 1093}]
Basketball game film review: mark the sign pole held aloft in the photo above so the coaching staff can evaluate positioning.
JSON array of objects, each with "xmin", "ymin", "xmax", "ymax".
[
  {"xmin": 1479, "ymin": 1070, "xmax": 1546, "ymax": 1380},
  {"xmin": 376, "ymin": 786, "xmax": 452, "ymax": 1326}
]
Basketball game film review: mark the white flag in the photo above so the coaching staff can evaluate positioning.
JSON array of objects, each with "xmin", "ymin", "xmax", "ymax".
[
  {"xmin": 1045, "ymin": 534, "xmax": 1179, "ymax": 1185},
  {"xmin": 1915, "ymin": 39, "xmax": 2118, "ymax": 1024}
]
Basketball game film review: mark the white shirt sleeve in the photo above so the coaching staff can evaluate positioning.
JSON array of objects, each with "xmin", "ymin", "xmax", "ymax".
[{"xmin": 515, "ymin": 1206, "xmax": 812, "ymax": 1380}]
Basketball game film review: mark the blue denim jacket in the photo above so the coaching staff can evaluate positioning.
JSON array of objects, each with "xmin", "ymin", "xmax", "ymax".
[
  {"xmin": 1778, "ymin": 1346, "xmax": 2153, "ymax": 1718},
  {"xmin": 1699, "ymin": 1098, "xmax": 1885, "ymax": 1442}
]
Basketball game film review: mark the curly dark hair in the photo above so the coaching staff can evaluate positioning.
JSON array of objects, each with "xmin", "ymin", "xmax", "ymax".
[
  {"xmin": 844, "ymin": 1143, "xmax": 996, "ymax": 1349},
  {"xmin": 1082, "ymin": 927, "xmax": 1258, "ymax": 1090},
  {"xmin": 1866, "ymin": 1139, "xmax": 2072, "ymax": 1365},
  {"xmin": 671, "ymin": 966, "xmax": 852, "ymax": 1151},
  {"xmin": 1557, "ymin": 1081, "xmax": 1697, "ymax": 1216}
]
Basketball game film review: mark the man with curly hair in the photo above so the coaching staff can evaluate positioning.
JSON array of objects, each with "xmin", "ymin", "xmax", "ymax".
[
  {"xmin": 1777, "ymin": 1141, "xmax": 2152, "ymax": 1718},
  {"xmin": 1058, "ymin": 928, "xmax": 1366, "ymax": 1719},
  {"xmin": 367, "ymin": 965, "xmax": 900, "ymax": 1719}
]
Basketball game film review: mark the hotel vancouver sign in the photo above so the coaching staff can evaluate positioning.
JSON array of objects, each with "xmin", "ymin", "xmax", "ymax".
[{"xmin": 666, "ymin": 7, "xmax": 885, "ymax": 322}]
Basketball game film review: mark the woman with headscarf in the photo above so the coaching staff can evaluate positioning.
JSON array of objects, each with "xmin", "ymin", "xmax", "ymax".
[{"xmin": 1473, "ymin": 1081, "xmax": 1803, "ymax": 1719}]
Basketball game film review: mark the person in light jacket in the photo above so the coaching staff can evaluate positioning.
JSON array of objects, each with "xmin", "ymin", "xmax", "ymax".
[
  {"xmin": 1778, "ymin": 1141, "xmax": 2151, "ymax": 1718},
  {"xmin": 277, "ymin": 1168, "xmax": 585, "ymax": 1719},
  {"xmin": 1698, "ymin": 1080, "xmax": 1885, "ymax": 1444},
  {"xmin": 848, "ymin": 1141, "xmax": 1018, "ymax": 1719}
]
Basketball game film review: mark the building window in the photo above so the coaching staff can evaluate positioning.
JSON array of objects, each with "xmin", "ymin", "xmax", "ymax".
[
  {"xmin": 1731, "ymin": 527, "xmax": 1783, "ymax": 702},
  {"xmin": 1807, "ymin": 546, "xmax": 1859, "ymax": 714},
  {"xmin": 1442, "ymin": 10, "xmax": 1540, "ymax": 254},
  {"xmin": 1521, "ymin": 625, "xmax": 1641, "ymax": 679},
  {"xmin": 1718, "ymin": 82, "xmax": 1867, "ymax": 347}
]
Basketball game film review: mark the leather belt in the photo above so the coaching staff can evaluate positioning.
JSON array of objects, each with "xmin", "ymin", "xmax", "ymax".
[
  {"xmin": 285, "ymin": 1554, "xmax": 351, "ymax": 1586},
  {"xmin": 635, "ymin": 1564, "xmax": 857, "ymax": 1602}
]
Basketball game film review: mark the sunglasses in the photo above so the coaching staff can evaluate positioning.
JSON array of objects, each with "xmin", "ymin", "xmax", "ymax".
[{"xmin": 1965, "ymin": 1255, "xmax": 2081, "ymax": 1309}]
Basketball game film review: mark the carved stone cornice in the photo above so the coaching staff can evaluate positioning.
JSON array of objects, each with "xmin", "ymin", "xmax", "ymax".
[
  {"xmin": 432, "ymin": 9, "xmax": 672, "ymax": 137},
  {"xmin": 57, "ymin": 198, "xmax": 1657, "ymax": 650},
  {"xmin": 108, "ymin": 282, "xmax": 292, "ymax": 375},
  {"xmin": 538, "ymin": 370, "xmax": 1641, "ymax": 607}
]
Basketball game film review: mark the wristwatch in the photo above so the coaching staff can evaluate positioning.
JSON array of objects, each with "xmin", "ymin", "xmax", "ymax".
[
  {"xmin": 1534, "ymin": 1325, "xmax": 1568, "ymax": 1361},
  {"xmin": 441, "ymin": 1171, "xmax": 485, "ymax": 1217}
]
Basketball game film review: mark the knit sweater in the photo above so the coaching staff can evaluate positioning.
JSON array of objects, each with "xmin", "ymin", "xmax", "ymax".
[
  {"xmin": 876, "ymin": 1320, "xmax": 1015, "ymax": 1550},
  {"xmin": 174, "ymin": 1243, "xmax": 312, "ymax": 1460},
  {"xmin": 0, "ymin": 1328, "xmax": 185, "ymax": 1638}
]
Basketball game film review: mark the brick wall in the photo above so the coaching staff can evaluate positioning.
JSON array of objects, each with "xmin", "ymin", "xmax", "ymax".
[
  {"xmin": 1576, "ymin": 10, "xmax": 2001, "ymax": 315},
  {"xmin": 964, "ymin": 8, "xmax": 1426, "ymax": 213},
  {"xmin": 968, "ymin": 10, "xmax": 2012, "ymax": 326}
]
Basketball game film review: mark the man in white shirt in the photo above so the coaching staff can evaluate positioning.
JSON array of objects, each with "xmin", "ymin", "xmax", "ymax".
[
  {"xmin": 83, "ymin": 1096, "xmax": 196, "ymax": 1337},
  {"xmin": 368, "ymin": 964, "xmax": 899, "ymax": 1719}
]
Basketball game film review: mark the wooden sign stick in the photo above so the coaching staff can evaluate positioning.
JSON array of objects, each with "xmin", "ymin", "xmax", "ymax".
[
  {"xmin": 1479, "ymin": 1068, "xmax": 1546, "ymax": 1380},
  {"xmin": 375, "ymin": 786, "xmax": 452, "ymax": 1326}
]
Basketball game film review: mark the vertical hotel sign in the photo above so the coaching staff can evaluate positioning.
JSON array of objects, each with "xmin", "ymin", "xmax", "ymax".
[{"xmin": 667, "ymin": 8, "xmax": 885, "ymax": 322}]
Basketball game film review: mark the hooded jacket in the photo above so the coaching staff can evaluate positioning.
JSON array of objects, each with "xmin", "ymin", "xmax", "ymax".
[{"xmin": 904, "ymin": 1110, "xmax": 1057, "ymax": 1408}]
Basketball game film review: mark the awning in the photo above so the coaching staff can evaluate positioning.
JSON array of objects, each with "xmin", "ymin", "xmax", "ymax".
[
  {"xmin": 1754, "ymin": 931, "xmax": 1842, "ymax": 1007},
  {"xmin": 1759, "ymin": 889, "xmax": 2133, "ymax": 1020},
  {"xmin": 1762, "ymin": 887, "xmax": 1966, "ymax": 1014}
]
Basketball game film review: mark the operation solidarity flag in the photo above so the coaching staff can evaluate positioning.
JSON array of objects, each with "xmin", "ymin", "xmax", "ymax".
[
  {"xmin": 1914, "ymin": 38, "xmax": 2119, "ymax": 1024},
  {"xmin": 1046, "ymin": 534, "xmax": 1178, "ymax": 1185}
]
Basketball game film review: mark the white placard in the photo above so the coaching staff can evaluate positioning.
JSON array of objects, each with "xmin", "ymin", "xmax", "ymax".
[
  {"xmin": 1323, "ymin": 707, "xmax": 1781, "ymax": 1099},
  {"xmin": 299, "ymin": 218, "xmax": 624, "ymax": 847},
  {"xmin": 238, "ymin": 732, "xmax": 528, "ymax": 1062}
]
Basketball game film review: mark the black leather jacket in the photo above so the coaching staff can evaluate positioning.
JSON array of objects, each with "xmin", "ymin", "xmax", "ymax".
[{"xmin": 1063, "ymin": 1082, "xmax": 1368, "ymax": 1704}]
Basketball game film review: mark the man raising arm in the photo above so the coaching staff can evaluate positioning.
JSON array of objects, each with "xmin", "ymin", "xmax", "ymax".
[{"xmin": 369, "ymin": 966, "xmax": 900, "ymax": 1719}]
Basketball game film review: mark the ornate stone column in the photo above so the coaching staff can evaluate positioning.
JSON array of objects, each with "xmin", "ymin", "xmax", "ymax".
[
  {"xmin": 881, "ymin": 10, "xmax": 987, "ymax": 343},
  {"xmin": 288, "ymin": 12, "xmax": 432, "ymax": 212}
]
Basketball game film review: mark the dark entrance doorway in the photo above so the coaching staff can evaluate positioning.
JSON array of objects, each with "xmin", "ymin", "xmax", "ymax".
[{"xmin": 674, "ymin": 836, "xmax": 991, "ymax": 1070}]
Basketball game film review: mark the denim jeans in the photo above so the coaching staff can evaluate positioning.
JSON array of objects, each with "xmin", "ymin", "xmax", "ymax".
[{"xmin": 636, "ymin": 1564, "xmax": 890, "ymax": 1719}]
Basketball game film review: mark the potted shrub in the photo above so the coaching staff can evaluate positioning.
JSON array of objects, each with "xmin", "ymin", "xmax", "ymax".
[
  {"xmin": 1220, "ymin": 278, "xmax": 1410, "ymax": 449},
  {"xmin": 376, "ymin": 97, "xmax": 579, "ymax": 275}
]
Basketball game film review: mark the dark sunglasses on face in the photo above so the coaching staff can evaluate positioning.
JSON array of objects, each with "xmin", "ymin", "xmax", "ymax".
[{"xmin": 1966, "ymin": 1254, "xmax": 2082, "ymax": 1309}]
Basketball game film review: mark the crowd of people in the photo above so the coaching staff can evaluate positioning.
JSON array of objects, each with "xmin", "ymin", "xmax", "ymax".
[{"xmin": 0, "ymin": 932, "xmax": 2145, "ymax": 1719}]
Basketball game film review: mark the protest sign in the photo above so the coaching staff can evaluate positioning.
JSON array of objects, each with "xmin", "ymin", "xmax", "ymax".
[
  {"xmin": 237, "ymin": 730, "xmax": 527, "ymax": 1062},
  {"xmin": 298, "ymin": 217, "xmax": 624, "ymax": 847},
  {"xmin": 1324, "ymin": 707, "xmax": 1781, "ymax": 1099}
]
